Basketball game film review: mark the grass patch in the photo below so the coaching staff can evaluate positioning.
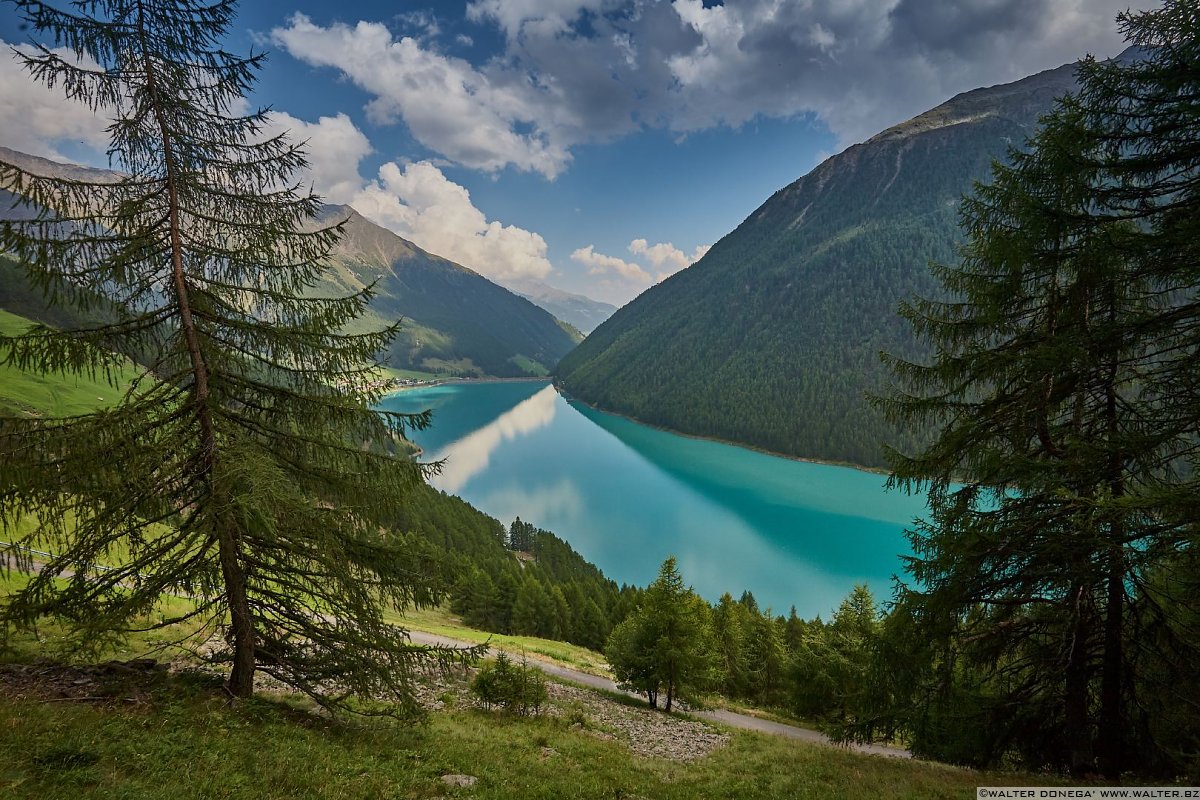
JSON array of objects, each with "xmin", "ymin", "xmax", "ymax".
[
  {"xmin": 388, "ymin": 605, "xmax": 611, "ymax": 677},
  {"xmin": 508, "ymin": 354, "xmax": 550, "ymax": 377},
  {"xmin": 0, "ymin": 309, "xmax": 144, "ymax": 417},
  {"xmin": 0, "ymin": 570, "xmax": 202, "ymax": 666},
  {"xmin": 0, "ymin": 675, "xmax": 1026, "ymax": 800}
]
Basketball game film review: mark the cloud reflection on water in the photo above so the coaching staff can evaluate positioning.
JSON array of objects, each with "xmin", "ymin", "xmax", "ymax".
[{"xmin": 430, "ymin": 385, "xmax": 558, "ymax": 493}]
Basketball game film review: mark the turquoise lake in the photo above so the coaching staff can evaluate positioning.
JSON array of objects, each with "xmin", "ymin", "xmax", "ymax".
[{"xmin": 379, "ymin": 380, "xmax": 931, "ymax": 618}]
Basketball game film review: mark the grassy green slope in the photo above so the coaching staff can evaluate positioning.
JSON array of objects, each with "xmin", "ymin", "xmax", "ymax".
[
  {"xmin": 0, "ymin": 309, "xmax": 142, "ymax": 417},
  {"xmin": 0, "ymin": 690, "xmax": 1001, "ymax": 800},
  {"xmin": 319, "ymin": 207, "xmax": 581, "ymax": 378},
  {"xmin": 556, "ymin": 62, "xmax": 1080, "ymax": 468}
]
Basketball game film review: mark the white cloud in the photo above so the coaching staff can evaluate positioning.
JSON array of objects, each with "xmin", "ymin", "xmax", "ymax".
[
  {"xmin": 465, "ymin": 0, "xmax": 608, "ymax": 39},
  {"xmin": 572, "ymin": 236, "xmax": 711, "ymax": 287},
  {"xmin": 271, "ymin": 14, "xmax": 571, "ymax": 178},
  {"xmin": 0, "ymin": 44, "xmax": 109, "ymax": 162},
  {"xmin": 257, "ymin": 110, "xmax": 555, "ymax": 283},
  {"xmin": 352, "ymin": 160, "xmax": 554, "ymax": 283},
  {"xmin": 571, "ymin": 244, "xmax": 651, "ymax": 284},
  {"xmin": 659, "ymin": 0, "xmax": 1132, "ymax": 143},
  {"xmin": 262, "ymin": 112, "xmax": 371, "ymax": 204},
  {"xmin": 629, "ymin": 238, "xmax": 710, "ymax": 279},
  {"xmin": 272, "ymin": 1, "xmax": 1132, "ymax": 178}
]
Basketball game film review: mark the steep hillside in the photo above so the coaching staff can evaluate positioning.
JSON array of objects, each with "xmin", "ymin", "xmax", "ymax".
[
  {"xmin": 315, "ymin": 206, "xmax": 580, "ymax": 377},
  {"xmin": 556, "ymin": 59, "xmax": 1084, "ymax": 467},
  {"xmin": 0, "ymin": 147, "xmax": 578, "ymax": 378}
]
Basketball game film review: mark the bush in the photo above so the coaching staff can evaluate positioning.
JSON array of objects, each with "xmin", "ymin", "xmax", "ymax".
[{"xmin": 470, "ymin": 652, "xmax": 548, "ymax": 715}]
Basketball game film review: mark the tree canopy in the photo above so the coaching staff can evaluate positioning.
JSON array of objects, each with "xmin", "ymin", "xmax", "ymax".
[
  {"xmin": 0, "ymin": 0, "xmax": 469, "ymax": 712},
  {"xmin": 872, "ymin": 1, "xmax": 1200, "ymax": 776}
]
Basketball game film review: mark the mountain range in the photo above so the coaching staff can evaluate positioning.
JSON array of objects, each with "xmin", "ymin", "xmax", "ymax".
[
  {"xmin": 504, "ymin": 279, "xmax": 618, "ymax": 335},
  {"xmin": 0, "ymin": 147, "xmax": 579, "ymax": 379},
  {"xmin": 314, "ymin": 205, "xmax": 579, "ymax": 377},
  {"xmin": 555, "ymin": 56, "xmax": 1095, "ymax": 467}
]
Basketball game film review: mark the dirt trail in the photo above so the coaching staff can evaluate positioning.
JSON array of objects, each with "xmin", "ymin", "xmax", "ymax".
[{"xmin": 406, "ymin": 629, "xmax": 910, "ymax": 759}]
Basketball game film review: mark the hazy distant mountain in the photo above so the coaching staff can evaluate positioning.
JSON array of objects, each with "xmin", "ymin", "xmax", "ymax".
[
  {"xmin": 0, "ymin": 147, "xmax": 578, "ymax": 378},
  {"xmin": 556, "ymin": 56, "xmax": 1097, "ymax": 467},
  {"xmin": 504, "ymin": 279, "xmax": 618, "ymax": 334}
]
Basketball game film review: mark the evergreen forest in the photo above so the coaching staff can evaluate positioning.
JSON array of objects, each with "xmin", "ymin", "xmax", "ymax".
[{"xmin": 0, "ymin": 0, "xmax": 1197, "ymax": 788}]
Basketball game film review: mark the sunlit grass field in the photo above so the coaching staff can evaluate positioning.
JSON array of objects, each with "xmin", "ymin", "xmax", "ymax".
[{"xmin": 0, "ymin": 309, "xmax": 144, "ymax": 417}]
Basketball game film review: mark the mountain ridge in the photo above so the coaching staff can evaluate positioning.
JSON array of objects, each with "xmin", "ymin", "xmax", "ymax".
[
  {"xmin": 554, "ymin": 55, "xmax": 1106, "ymax": 467},
  {"xmin": 504, "ymin": 278, "xmax": 618, "ymax": 334},
  {"xmin": 0, "ymin": 148, "xmax": 577, "ymax": 378}
]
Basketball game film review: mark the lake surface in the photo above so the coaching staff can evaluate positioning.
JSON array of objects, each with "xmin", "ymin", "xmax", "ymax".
[{"xmin": 379, "ymin": 380, "xmax": 930, "ymax": 618}]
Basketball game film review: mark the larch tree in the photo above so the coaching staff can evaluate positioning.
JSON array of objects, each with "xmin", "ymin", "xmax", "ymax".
[
  {"xmin": 1073, "ymin": 3, "xmax": 1200, "ymax": 774},
  {"xmin": 873, "ymin": 2, "xmax": 1200, "ymax": 769},
  {"xmin": 0, "ymin": 0, "xmax": 471, "ymax": 712},
  {"xmin": 875, "ymin": 85, "xmax": 1174, "ymax": 775}
]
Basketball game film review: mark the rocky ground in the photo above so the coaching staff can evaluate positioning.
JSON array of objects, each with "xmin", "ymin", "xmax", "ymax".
[
  {"xmin": 0, "ymin": 657, "xmax": 731, "ymax": 764},
  {"xmin": 544, "ymin": 682, "xmax": 729, "ymax": 761},
  {"xmin": 411, "ymin": 662, "xmax": 729, "ymax": 761}
]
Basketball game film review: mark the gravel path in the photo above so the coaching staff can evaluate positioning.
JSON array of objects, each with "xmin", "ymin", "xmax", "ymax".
[
  {"xmin": 406, "ymin": 629, "xmax": 910, "ymax": 759},
  {"xmin": 1, "ymin": 550, "xmax": 908, "ymax": 760}
]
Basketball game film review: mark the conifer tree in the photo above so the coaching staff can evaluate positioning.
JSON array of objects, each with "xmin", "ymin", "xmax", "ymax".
[
  {"xmin": 743, "ymin": 608, "xmax": 787, "ymax": 704},
  {"xmin": 876, "ymin": 29, "xmax": 1197, "ymax": 772},
  {"xmin": 0, "ymin": 0, "xmax": 472, "ymax": 711},
  {"xmin": 605, "ymin": 557, "xmax": 710, "ymax": 711},
  {"xmin": 710, "ymin": 592, "xmax": 748, "ymax": 697},
  {"xmin": 1071, "ymin": 6, "xmax": 1200, "ymax": 773}
]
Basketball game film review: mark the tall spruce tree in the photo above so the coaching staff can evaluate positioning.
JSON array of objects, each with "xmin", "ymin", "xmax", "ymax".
[{"xmin": 0, "ymin": 0, "xmax": 471, "ymax": 711}]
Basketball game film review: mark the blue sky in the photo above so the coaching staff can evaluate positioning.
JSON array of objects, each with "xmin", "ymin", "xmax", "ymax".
[{"xmin": 1, "ymin": 0, "xmax": 1137, "ymax": 305}]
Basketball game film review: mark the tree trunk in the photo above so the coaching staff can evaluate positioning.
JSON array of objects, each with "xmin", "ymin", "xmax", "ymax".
[
  {"xmin": 1098, "ymin": 547, "xmax": 1124, "ymax": 779},
  {"xmin": 219, "ymin": 519, "xmax": 256, "ymax": 697},
  {"xmin": 135, "ymin": 0, "xmax": 259, "ymax": 698},
  {"xmin": 1064, "ymin": 583, "xmax": 1094, "ymax": 776},
  {"xmin": 1098, "ymin": 322, "xmax": 1124, "ymax": 780}
]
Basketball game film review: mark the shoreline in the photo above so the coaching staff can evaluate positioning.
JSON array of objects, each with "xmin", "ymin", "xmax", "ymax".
[
  {"xmin": 384, "ymin": 375, "xmax": 552, "ymax": 394},
  {"xmin": 552, "ymin": 383, "xmax": 892, "ymax": 478},
  {"xmin": 386, "ymin": 374, "xmax": 890, "ymax": 478}
]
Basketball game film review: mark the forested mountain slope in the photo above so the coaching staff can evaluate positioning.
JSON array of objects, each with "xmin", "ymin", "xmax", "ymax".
[
  {"xmin": 0, "ymin": 147, "xmax": 579, "ymax": 379},
  {"xmin": 555, "ymin": 59, "xmax": 1086, "ymax": 467}
]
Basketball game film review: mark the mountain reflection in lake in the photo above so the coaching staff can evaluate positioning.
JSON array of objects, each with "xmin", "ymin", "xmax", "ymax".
[{"xmin": 378, "ymin": 380, "xmax": 928, "ymax": 618}]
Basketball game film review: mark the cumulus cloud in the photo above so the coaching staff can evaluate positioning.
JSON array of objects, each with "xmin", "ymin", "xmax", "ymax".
[
  {"xmin": 254, "ymin": 111, "xmax": 556, "ymax": 283},
  {"xmin": 573, "ymin": 236, "xmax": 711, "ymax": 287},
  {"xmin": 660, "ymin": 0, "xmax": 1132, "ymax": 142},
  {"xmin": 272, "ymin": 1, "xmax": 1131, "ymax": 176},
  {"xmin": 571, "ymin": 244, "xmax": 651, "ymax": 284},
  {"xmin": 0, "ymin": 44, "xmax": 109, "ymax": 162},
  {"xmin": 629, "ymin": 238, "xmax": 710, "ymax": 280},
  {"xmin": 271, "ymin": 14, "xmax": 571, "ymax": 178},
  {"xmin": 351, "ymin": 160, "xmax": 554, "ymax": 283}
]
